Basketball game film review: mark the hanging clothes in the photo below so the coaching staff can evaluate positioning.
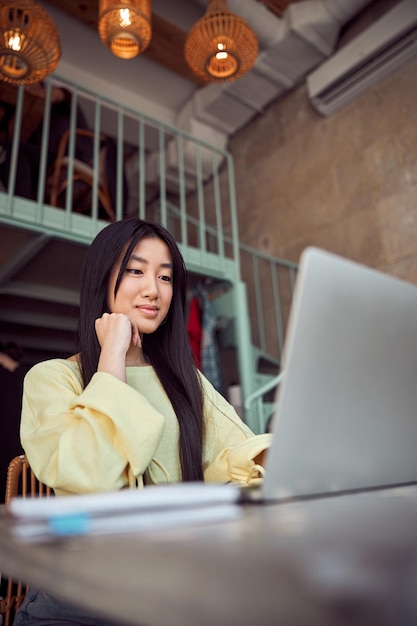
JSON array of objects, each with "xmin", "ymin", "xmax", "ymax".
[
  {"xmin": 200, "ymin": 289, "xmax": 222, "ymax": 393},
  {"xmin": 186, "ymin": 296, "xmax": 202, "ymax": 369}
]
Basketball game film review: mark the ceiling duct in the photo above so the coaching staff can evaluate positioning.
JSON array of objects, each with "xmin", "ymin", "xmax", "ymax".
[
  {"xmin": 307, "ymin": 0, "xmax": 417, "ymax": 116},
  {"xmin": 184, "ymin": 0, "xmax": 374, "ymax": 138}
]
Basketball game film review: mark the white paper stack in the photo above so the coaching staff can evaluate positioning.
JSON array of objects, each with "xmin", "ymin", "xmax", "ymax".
[{"xmin": 7, "ymin": 483, "xmax": 241, "ymax": 542}]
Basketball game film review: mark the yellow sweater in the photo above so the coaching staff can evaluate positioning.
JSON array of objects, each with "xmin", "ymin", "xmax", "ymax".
[{"xmin": 21, "ymin": 359, "xmax": 271, "ymax": 495}]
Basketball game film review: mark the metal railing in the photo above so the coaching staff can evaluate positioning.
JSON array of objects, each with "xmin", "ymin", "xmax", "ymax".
[
  {"xmin": 159, "ymin": 199, "xmax": 298, "ymax": 365},
  {"xmin": 0, "ymin": 75, "xmax": 298, "ymax": 432},
  {"xmin": 0, "ymin": 75, "xmax": 240, "ymax": 275}
]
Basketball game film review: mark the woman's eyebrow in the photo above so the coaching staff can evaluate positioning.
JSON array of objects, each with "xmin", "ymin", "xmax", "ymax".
[
  {"xmin": 130, "ymin": 254, "xmax": 173, "ymax": 269},
  {"xmin": 130, "ymin": 254, "xmax": 146, "ymax": 263}
]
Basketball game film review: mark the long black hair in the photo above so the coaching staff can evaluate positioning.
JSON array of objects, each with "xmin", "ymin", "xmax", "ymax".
[{"xmin": 78, "ymin": 218, "xmax": 204, "ymax": 481}]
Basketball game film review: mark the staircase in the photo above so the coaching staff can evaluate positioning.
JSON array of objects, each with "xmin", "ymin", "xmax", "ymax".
[
  {"xmin": 210, "ymin": 244, "xmax": 297, "ymax": 433},
  {"xmin": 0, "ymin": 76, "xmax": 298, "ymax": 435}
]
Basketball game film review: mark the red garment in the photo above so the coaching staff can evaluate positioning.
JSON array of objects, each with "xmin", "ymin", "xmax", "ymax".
[{"xmin": 187, "ymin": 297, "xmax": 202, "ymax": 369}]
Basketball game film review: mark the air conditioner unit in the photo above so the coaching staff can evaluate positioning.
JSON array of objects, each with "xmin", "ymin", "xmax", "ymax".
[{"xmin": 307, "ymin": 0, "xmax": 417, "ymax": 116}]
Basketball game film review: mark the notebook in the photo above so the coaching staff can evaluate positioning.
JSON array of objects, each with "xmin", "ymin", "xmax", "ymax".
[
  {"xmin": 8, "ymin": 483, "xmax": 242, "ymax": 542},
  {"xmin": 253, "ymin": 246, "xmax": 417, "ymax": 503}
]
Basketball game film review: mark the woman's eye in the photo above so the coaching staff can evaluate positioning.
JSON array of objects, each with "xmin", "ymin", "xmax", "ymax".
[
  {"xmin": 160, "ymin": 275, "xmax": 172, "ymax": 282},
  {"xmin": 126, "ymin": 268, "xmax": 142, "ymax": 275}
]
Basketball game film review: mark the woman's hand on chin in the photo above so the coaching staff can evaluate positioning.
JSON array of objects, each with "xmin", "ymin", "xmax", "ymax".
[{"xmin": 95, "ymin": 313, "xmax": 135, "ymax": 380}]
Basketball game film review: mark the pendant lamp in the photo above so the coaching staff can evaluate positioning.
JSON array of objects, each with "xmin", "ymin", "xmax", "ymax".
[
  {"xmin": 98, "ymin": 0, "xmax": 152, "ymax": 60},
  {"xmin": 184, "ymin": 0, "xmax": 259, "ymax": 83},
  {"xmin": 0, "ymin": 0, "xmax": 61, "ymax": 85}
]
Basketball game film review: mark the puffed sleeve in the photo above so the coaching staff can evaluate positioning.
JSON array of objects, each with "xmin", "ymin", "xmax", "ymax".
[
  {"xmin": 20, "ymin": 360, "xmax": 165, "ymax": 495},
  {"xmin": 201, "ymin": 376, "xmax": 272, "ymax": 485}
]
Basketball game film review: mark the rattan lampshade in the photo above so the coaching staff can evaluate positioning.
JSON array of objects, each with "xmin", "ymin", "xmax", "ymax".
[
  {"xmin": 0, "ymin": 0, "xmax": 61, "ymax": 85},
  {"xmin": 184, "ymin": 0, "xmax": 258, "ymax": 83},
  {"xmin": 98, "ymin": 0, "xmax": 152, "ymax": 60}
]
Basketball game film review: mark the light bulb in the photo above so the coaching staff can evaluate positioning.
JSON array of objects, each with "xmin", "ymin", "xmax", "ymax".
[
  {"xmin": 215, "ymin": 42, "xmax": 228, "ymax": 61},
  {"xmin": 8, "ymin": 34, "xmax": 22, "ymax": 51},
  {"xmin": 119, "ymin": 8, "xmax": 132, "ymax": 28}
]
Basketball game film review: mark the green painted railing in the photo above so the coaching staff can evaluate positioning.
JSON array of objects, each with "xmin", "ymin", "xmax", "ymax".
[{"xmin": 0, "ymin": 75, "xmax": 297, "ymax": 434}]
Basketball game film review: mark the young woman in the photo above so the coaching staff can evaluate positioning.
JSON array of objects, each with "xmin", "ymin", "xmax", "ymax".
[{"xmin": 14, "ymin": 218, "xmax": 270, "ymax": 625}]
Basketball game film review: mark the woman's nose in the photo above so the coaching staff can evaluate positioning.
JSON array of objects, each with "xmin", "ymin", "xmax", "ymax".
[{"xmin": 141, "ymin": 276, "xmax": 158, "ymax": 298}]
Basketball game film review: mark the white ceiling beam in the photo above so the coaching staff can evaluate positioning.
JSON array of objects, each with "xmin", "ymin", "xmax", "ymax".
[
  {"xmin": 0, "ymin": 281, "xmax": 80, "ymax": 305},
  {"xmin": 0, "ymin": 234, "xmax": 50, "ymax": 287},
  {"xmin": 0, "ymin": 309, "xmax": 78, "ymax": 331}
]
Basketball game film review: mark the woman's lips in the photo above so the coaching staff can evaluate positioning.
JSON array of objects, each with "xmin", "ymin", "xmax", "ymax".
[{"xmin": 136, "ymin": 306, "xmax": 159, "ymax": 318}]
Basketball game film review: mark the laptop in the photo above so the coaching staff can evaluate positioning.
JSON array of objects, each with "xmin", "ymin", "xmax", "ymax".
[{"xmin": 249, "ymin": 246, "xmax": 417, "ymax": 503}]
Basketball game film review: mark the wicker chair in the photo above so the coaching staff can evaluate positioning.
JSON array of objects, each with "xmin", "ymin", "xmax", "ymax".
[
  {"xmin": 0, "ymin": 455, "xmax": 53, "ymax": 626},
  {"xmin": 49, "ymin": 128, "xmax": 115, "ymax": 222}
]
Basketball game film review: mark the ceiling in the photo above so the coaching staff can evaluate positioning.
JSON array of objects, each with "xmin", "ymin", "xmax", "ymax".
[
  {"xmin": 36, "ymin": 0, "xmax": 378, "ymax": 157},
  {"xmin": 1, "ymin": 0, "xmax": 383, "ymax": 365},
  {"xmin": 0, "ymin": 225, "xmax": 83, "ymax": 362},
  {"xmin": 44, "ymin": 0, "xmax": 305, "ymax": 84}
]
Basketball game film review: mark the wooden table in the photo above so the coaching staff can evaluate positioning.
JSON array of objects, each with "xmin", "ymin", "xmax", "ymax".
[{"xmin": 1, "ymin": 488, "xmax": 417, "ymax": 626}]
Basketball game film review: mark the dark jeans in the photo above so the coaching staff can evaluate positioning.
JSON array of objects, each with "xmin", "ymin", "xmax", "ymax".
[{"xmin": 13, "ymin": 587, "xmax": 123, "ymax": 626}]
